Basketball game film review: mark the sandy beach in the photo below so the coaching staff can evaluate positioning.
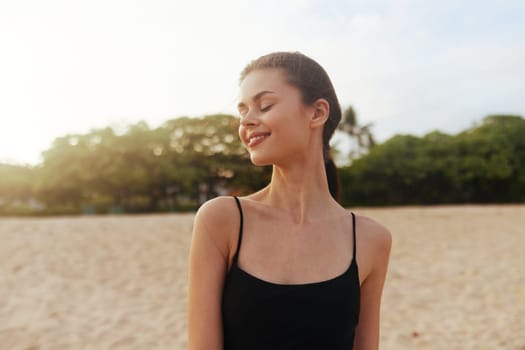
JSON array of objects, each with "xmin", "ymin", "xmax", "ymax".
[{"xmin": 1, "ymin": 205, "xmax": 524, "ymax": 349}]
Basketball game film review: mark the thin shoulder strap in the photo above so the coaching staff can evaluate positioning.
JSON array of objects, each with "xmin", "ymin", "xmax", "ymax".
[
  {"xmin": 232, "ymin": 196, "xmax": 244, "ymax": 263},
  {"xmin": 351, "ymin": 212, "xmax": 357, "ymax": 264}
]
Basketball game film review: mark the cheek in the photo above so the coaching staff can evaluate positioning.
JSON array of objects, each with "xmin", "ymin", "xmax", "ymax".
[
  {"xmin": 271, "ymin": 117, "xmax": 310, "ymax": 151},
  {"xmin": 284, "ymin": 126, "xmax": 310, "ymax": 149},
  {"xmin": 278, "ymin": 106, "xmax": 310, "ymax": 137}
]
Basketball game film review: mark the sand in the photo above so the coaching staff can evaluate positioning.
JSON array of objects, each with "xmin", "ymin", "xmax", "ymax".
[{"xmin": 0, "ymin": 205, "xmax": 524, "ymax": 349}]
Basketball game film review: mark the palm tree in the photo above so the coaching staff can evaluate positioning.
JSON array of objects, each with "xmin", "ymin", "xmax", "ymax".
[{"xmin": 337, "ymin": 106, "xmax": 376, "ymax": 159}]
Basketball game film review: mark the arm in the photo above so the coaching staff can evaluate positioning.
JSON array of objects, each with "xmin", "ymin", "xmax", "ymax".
[
  {"xmin": 188, "ymin": 197, "xmax": 234, "ymax": 350},
  {"xmin": 353, "ymin": 222, "xmax": 392, "ymax": 350}
]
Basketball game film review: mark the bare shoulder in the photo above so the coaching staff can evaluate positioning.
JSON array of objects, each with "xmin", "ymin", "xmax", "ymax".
[
  {"xmin": 355, "ymin": 214, "xmax": 392, "ymax": 250},
  {"xmin": 195, "ymin": 196, "xmax": 239, "ymax": 228},
  {"xmin": 193, "ymin": 196, "xmax": 241, "ymax": 258},
  {"xmin": 353, "ymin": 213, "xmax": 392, "ymax": 282},
  {"xmin": 188, "ymin": 196, "xmax": 241, "ymax": 348}
]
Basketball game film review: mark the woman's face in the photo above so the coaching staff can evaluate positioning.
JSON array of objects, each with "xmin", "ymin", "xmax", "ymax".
[{"xmin": 237, "ymin": 68, "xmax": 315, "ymax": 166}]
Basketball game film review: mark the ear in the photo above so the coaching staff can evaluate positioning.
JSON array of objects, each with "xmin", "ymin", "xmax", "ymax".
[{"xmin": 309, "ymin": 98, "xmax": 330, "ymax": 129}]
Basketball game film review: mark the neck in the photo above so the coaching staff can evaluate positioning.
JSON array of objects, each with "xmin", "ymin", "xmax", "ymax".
[{"xmin": 260, "ymin": 153, "xmax": 337, "ymax": 225}]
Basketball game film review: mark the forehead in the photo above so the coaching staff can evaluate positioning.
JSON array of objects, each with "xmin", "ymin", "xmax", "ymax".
[{"xmin": 239, "ymin": 68, "xmax": 295, "ymax": 101}]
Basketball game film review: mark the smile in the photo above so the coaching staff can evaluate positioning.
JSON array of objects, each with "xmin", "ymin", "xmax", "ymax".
[{"xmin": 248, "ymin": 133, "xmax": 271, "ymax": 147}]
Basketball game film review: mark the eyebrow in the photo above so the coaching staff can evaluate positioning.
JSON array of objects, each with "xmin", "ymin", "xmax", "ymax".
[{"xmin": 237, "ymin": 90, "xmax": 276, "ymax": 110}]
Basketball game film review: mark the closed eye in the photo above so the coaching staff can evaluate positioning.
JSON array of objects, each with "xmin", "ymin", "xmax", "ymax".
[{"xmin": 260, "ymin": 105, "xmax": 273, "ymax": 112}]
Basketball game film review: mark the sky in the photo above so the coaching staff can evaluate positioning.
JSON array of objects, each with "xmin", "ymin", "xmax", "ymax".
[{"xmin": 0, "ymin": 0, "xmax": 524, "ymax": 165}]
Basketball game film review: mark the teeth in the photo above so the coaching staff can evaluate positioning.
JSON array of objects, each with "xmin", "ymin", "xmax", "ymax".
[{"xmin": 249, "ymin": 134, "xmax": 269, "ymax": 145}]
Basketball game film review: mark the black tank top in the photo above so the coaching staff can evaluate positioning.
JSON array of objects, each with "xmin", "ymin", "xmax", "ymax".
[{"xmin": 222, "ymin": 196, "xmax": 360, "ymax": 349}]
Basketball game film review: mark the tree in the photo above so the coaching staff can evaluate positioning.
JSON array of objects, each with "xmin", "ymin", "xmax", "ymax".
[
  {"xmin": 31, "ymin": 114, "xmax": 272, "ymax": 213},
  {"xmin": 337, "ymin": 106, "xmax": 376, "ymax": 160},
  {"xmin": 339, "ymin": 114, "xmax": 525, "ymax": 206}
]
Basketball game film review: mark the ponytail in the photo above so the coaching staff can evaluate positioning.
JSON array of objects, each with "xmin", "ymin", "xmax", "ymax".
[{"xmin": 325, "ymin": 157, "xmax": 341, "ymax": 203}]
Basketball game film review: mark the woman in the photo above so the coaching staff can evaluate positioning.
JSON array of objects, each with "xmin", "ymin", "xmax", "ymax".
[{"xmin": 188, "ymin": 52, "xmax": 392, "ymax": 349}]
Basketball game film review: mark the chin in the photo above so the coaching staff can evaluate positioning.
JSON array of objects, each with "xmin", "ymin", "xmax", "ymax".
[{"xmin": 250, "ymin": 154, "xmax": 273, "ymax": 166}]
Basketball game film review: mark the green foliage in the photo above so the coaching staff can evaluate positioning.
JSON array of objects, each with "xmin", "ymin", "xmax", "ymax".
[
  {"xmin": 338, "ymin": 106, "xmax": 376, "ymax": 161},
  {"xmin": 0, "ymin": 163, "xmax": 35, "ymax": 202},
  {"xmin": 0, "ymin": 114, "xmax": 523, "ymax": 215},
  {"xmin": 160, "ymin": 114, "xmax": 271, "ymax": 198},
  {"xmin": 343, "ymin": 106, "xmax": 357, "ymax": 127},
  {"xmin": 1, "ymin": 114, "xmax": 271, "ymax": 215},
  {"xmin": 340, "ymin": 115, "xmax": 525, "ymax": 206}
]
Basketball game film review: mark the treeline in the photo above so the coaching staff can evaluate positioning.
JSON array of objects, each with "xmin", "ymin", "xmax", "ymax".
[
  {"xmin": 0, "ymin": 114, "xmax": 523, "ymax": 215},
  {"xmin": 0, "ymin": 115, "xmax": 271, "ymax": 215},
  {"xmin": 340, "ymin": 115, "xmax": 525, "ymax": 205}
]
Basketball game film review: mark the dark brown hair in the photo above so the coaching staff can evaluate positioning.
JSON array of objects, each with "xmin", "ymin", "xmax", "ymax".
[{"xmin": 240, "ymin": 51, "xmax": 342, "ymax": 202}]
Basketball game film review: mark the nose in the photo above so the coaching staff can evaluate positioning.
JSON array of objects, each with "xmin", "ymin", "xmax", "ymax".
[{"xmin": 240, "ymin": 109, "xmax": 259, "ymax": 128}]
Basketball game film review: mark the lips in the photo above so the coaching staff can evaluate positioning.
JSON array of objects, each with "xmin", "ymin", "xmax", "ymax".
[{"xmin": 247, "ymin": 132, "xmax": 271, "ymax": 147}]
